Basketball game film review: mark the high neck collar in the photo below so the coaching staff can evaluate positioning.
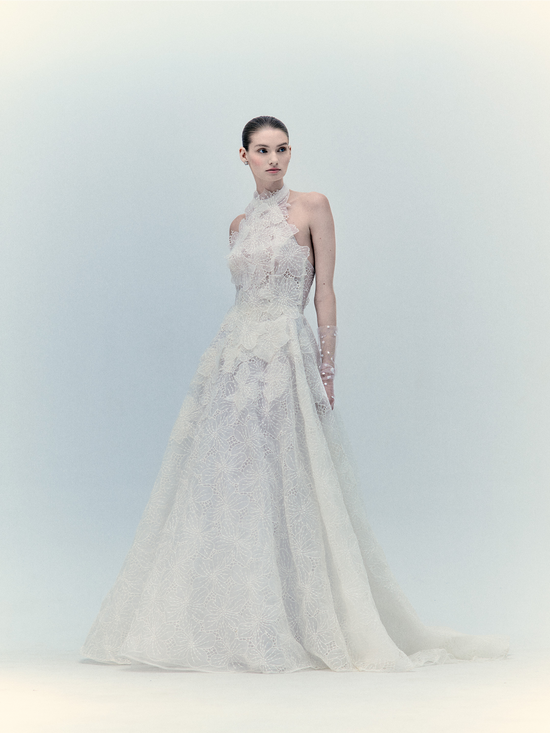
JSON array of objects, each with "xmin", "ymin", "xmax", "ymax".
[{"xmin": 252, "ymin": 182, "xmax": 289, "ymax": 205}]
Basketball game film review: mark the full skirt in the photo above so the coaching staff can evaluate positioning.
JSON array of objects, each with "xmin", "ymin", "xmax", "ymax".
[{"xmin": 81, "ymin": 309, "xmax": 509, "ymax": 672}]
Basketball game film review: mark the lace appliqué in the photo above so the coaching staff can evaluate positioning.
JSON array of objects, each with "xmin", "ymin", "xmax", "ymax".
[{"xmin": 81, "ymin": 183, "xmax": 510, "ymax": 674}]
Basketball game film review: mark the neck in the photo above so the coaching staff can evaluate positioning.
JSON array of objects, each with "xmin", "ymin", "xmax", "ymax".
[{"xmin": 255, "ymin": 179, "xmax": 285, "ymax": 196}]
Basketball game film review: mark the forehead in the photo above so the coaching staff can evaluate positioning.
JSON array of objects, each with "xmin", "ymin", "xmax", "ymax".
[{"xmin": 250, "ymin": 128, "xmax": 288, "ymax": 146}]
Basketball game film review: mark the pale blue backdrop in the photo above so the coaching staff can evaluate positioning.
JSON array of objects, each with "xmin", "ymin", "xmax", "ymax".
[{"xmin": 1, "ymin": 1, "xmax": 549, "ymax": 651}]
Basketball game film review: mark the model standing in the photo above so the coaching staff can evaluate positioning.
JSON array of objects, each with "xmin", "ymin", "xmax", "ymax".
[{"xmin": 82, "ymin": 116, "xmax": 508, "ymax": 672}]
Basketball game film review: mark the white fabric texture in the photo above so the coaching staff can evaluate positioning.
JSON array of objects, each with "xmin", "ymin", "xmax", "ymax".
[{"xmin": 81, "ymin": 183, "xmax": 509, "ymax": 673}]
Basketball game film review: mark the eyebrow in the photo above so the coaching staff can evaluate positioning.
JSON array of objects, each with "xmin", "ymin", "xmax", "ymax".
[{"xmin": 253, "ymin": 142, "xmax": 288, "ymax": 148}]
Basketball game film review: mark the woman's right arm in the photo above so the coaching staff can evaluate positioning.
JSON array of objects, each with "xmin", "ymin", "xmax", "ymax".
[{"xmin": 229, "ymin": 214, "xmax": 245, "ymax": 246}]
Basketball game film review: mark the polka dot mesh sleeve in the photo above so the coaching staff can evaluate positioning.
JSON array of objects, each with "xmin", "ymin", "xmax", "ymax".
[{"xmin": 318, "ymin": 325, "xmax": 337, "ymax": 385}]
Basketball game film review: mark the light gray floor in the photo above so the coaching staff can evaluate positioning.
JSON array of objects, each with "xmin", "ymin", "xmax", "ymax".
[{"xmin": 1, "ymin": 647, "xmax": 548, "ymax": 733}]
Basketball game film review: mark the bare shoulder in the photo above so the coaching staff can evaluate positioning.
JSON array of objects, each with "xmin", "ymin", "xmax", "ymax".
[
  {"xmin": 307, "ymin": 191, "xmax": 330, "ymax": 208},
  {"xmin": 230, "ymin": 213, "xmax": 245, "ymax": 234},
  {"xmin": 289, "ymin": 192, "xmax": 332, "ymax": 233},
  {"xmin": 289, "ymin": 190, "xmax": 330, "ymax": 210}
]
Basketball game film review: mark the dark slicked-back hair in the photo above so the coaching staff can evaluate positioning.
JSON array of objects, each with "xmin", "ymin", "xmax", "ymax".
[{"xmin": 242, "ymin": 116, "xmax": 289, "ymax": 151}]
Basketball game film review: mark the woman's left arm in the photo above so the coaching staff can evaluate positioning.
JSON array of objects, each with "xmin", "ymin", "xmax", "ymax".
[{"xmin": 309, "ymin": 193, "xmax": 337, "ymax": 408}]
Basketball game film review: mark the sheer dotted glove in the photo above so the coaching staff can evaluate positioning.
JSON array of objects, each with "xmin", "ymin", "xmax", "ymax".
[{"xmin": 318, "ymin": 325, "xmax": 337, "ymax": 409}]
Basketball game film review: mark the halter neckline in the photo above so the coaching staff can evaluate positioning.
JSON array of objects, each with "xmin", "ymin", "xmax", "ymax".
[{"xmin": 252, "ymin": 182, "xmax": 290, "ymax": 205}]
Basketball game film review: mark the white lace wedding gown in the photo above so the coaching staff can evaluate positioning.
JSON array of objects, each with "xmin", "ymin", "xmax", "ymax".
[{"xmin": 81, "ymin": 183, "xmax": 508, "ymax": 673}]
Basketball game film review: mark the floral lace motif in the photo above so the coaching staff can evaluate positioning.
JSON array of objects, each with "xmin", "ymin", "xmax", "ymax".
[{"xmin": 81, "ymin": 184, "xmax": 509, "ymax": 673}]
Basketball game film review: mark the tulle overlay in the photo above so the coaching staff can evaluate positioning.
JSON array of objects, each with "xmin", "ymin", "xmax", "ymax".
[{"xmin": 82, "ymin": 184, "xmax": 508, "ymax": 672}]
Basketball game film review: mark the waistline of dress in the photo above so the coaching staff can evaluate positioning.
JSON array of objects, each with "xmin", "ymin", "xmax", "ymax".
[
  {"xmin": 216, "ymin": 305, "xmax": 306, "ymax": 371},
  {"xmin": 229, "ymin": 303, "xmax": 305, "ymax": 320}
]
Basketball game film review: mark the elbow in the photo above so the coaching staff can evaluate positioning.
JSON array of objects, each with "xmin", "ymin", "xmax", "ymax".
[{"xmin": 313, "ymin": 289, "xmax": 336, "ymax": 307}]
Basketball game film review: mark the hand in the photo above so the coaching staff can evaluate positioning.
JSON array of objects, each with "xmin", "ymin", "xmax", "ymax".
[
  {"xmin": 323, "ymin": 379, "xmax": 335, "ymax": 409},
  {"xmin": 320, "ymin": 362, "xmax": 335, "ymax": 409}
]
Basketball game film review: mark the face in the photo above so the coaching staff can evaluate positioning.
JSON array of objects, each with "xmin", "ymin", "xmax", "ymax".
[{"xmin": 240, "ymin": 127, "xmax": 291, "ymax": 188}]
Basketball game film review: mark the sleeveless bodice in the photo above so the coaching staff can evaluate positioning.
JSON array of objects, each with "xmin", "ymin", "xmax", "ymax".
[{"xmin": 227, "ymin": 183, "xmax": 314, "ymax": 319}]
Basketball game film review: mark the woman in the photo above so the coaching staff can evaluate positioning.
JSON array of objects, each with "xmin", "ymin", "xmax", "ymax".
[{"xmin": 82, "ymin": 115, "xmax": 508, "ymax": 673}]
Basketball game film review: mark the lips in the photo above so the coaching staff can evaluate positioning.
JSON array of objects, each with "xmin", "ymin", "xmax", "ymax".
[{"xmin": 267, "ymin": 168, "xmax": 280, "ymax": 172}]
